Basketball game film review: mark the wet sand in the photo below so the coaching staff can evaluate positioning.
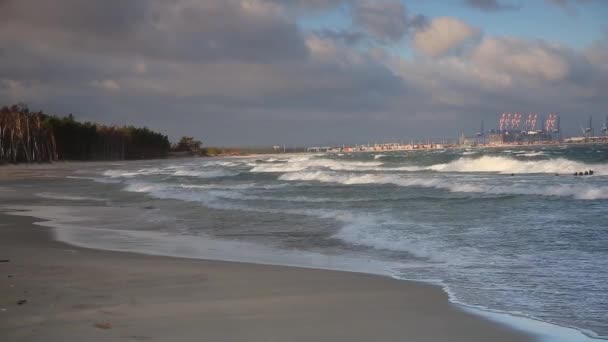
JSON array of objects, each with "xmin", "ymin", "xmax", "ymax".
[{"xmin": 0, "ymin": 209, "xmax": 533, "ymax": 342}]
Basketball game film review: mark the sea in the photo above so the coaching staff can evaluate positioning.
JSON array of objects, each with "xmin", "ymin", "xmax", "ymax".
[{"xmin": 2, "ymin": 144, "xmax": 607, "ymax": 341}]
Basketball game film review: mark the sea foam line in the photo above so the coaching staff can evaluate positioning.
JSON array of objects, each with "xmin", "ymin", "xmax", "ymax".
[
  {"xmin": 428, "ymin": 156, "xmax": 608, "ymax": 175},
  {"xmin": 2, "ymin": 204, "xmax": 602, "ymax": 342},
  {"xmin": 278, "ymin": 171, "xmax": 608, "ymax": 200}
]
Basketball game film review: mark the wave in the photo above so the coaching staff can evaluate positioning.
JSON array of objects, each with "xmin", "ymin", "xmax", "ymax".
[
  {"xmin": 172, "ymin": 169, "xmax": 238, "ymax": 178},
  {"xmin": 103, "ymin": 166, "xmax": 238, "ymax": 179},
  {"xmin": 428, "ymin": 156, "xmax": 608, "ymax": 175},
  {"xmin": 123, "ymin": 182, "xmax": 367, "ymax": 224},
  {"xmin": 127, "ymin": 181, "xmax": 380, "ymax": 205},
  {"xmin": 36, "ymin": 192, "xmax": 106, "ymax": 201},
  {"xmin": 385, "ymin": 166, "xmax": 426, "ymax": 171},
  {"xmin": 66, "ymin": 176, "xmax": 121, "ymax": 184},
  {"xmin": 512, "ymin": 151, "xmax": 546, "ymax": 157},
  {"xmin": 123, "ymin": 182, "xmax": 237, "ymax": 208},
  {"xmin": 178, "ymin": 183, "xmax": 287, "ymax": 190},
  {"xmin": 132, "ymin": 183, "xmax": 460, "ymax": 261},
  {"xmin": 333, "ymin": 219, "xmax": 477, "ymax": 263},
  {"xmin": 103, "ymin": 169, "xmax": 152, "ymax": 178},
  {"xmin": 250, "ymin": 158, "xmax": 383, "ymax": 173},
  {"xmin": 374, "ymin": 154, "xmax": 387, "ymax": 160},
  {"xmin": 199, "ymin": 160, "xmax": 243, "ymax": 167},
  {"xmin": 279, "ymin": 171, "xmax": 608, "ymax": 200}
]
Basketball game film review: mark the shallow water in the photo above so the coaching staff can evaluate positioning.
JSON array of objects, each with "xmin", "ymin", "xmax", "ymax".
[{"xmin": 2, "ymin": 144, "xmax": 607, "ymax": 340}]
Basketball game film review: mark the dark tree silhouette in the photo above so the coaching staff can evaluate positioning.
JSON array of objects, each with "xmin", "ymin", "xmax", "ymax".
[{"xmin": 0, "ymin": 104, "xmax": 170, "ymax": 163}]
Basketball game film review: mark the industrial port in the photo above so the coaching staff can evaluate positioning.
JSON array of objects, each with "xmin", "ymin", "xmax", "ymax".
[{"xmin": 305, "ymin": 113, "xmax": 608, "ymax": 153}]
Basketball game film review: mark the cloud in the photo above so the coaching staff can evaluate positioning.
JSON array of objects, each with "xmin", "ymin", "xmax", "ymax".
[
  {"xmin": 91, "ymin": 80, "xmax": 121, "ymax": 92},
  {"xmin": 0, "ymin": 0, "xmax": 606, "ymax": 144},
  {"xmin": 353, "ymin": 0, "xmax": 426, "ymax": 42},
  {"xmin": 0, "ymin": 0, "xmax": 309, "ymax": 64},
  {"xmin": 544, "ymin": 0, "xmax": 597, "ymax": 14},
  {"xmin": 464, "ymin": 0, "xmax": 520, "ymax": 12},
  {"xmin": 413, "ymin": 17, "xmax": 481, "ymax": 57},
  {"xmin": 0, "ymin": 0, "xmax": 150, "ymax": 38},
  {"xmin": 585, "ymin": 39, "xmax": 608, "ymax": 71},
  {"xmin": 471, "ymin": 37, "xmax": 571, "ymax": 81},
  {"xmin": 267, "ymin": 0, "xmax": 347, "ymax": 11},
  {"xmin": 312, "ymin": 29, "xmax": 367, "ymax": 46}
]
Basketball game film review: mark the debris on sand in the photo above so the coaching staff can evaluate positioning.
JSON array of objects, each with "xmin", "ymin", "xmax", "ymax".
[{"xmin": 94, "ymin": 322, "xmax": 112, "ymax": 330}]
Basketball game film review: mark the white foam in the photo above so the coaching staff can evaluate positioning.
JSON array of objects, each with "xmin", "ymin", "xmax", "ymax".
[
  {"xmin": 279, "ymin": 171, "xmax": 608, "ymax": 200},
  {"xmin": 36, "ymin": 192, "xmax": 107, "ymax": 202},
  {"xmin": 103, "ymin": 168, "xmax": 167, "ymax": 178},
  {"xmin": 103, "ymin": 165, "xmax": 239, "ymax": 179},
  {"xmin": 3, "ymin": 204, "xmax": 602, "ymax": 342},
  {"xmin": 172, "ymin": 169, "xmax": 238, "ymax": 178},
  {"xmin": 518, "ymin": 151, "xmax": 546, "ymax": 157},
  {"xmin": 199, "ymin": 160, "xmax": 242, "ymax": 167},
  {"xmin": 333, "ymin": 218, "xmax": 477, "ymax": 263},
  {"xmin": 428, "ymin": 156, "xmax": 608, "ymax": 175},
  {"xmin": 459, "ymin": 306, "xmax": 601, "ymax": 342},
  {"xmin": 66, "ymin": 176, "xmax": 121, "ymax": 184},
  {"xmin": 179, "ymin": 183, "xmax": 288, "ymax": 190},
  {"xmin": 1, "ymin": 205, "xmax": 398, "ymax": 276},
  {"xmin": 250, "ymin": 158, "xmax": 383, "ymax": 173}
]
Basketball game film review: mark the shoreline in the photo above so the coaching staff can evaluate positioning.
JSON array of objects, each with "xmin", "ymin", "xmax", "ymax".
[
  {"xmin": 1, "ymin": 160, "xmax": 605, "ymax": 341},
  {"xmin": 1, "ymin": 139, "xmax": 607, "ymax": 168},
  {"xmin": 0, "ymin": 209, "xmax": 534, "ymax": 342}
]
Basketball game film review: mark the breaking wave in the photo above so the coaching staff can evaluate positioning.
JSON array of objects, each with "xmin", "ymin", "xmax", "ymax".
[
  {"xmin": 279, "ymin": 171, "xmax": 608, "ymax": 200},
  {"xmin": 513, "ymin": 151, "xmax": 546, "ymax": 157},
  {"xmin": 250, "ymin": 158, "xmax": 383, "ymax": 173},
  {"xmin": 36, "ymin": 192, "xmax": 107, "ymax": 202},
  {"xmin": 333, "ymin": 219, "xmax": 478, "ymax": 263},
  {"xmin": 66, "ymin": 176, "xmax": 121, "ymax": 184},
  {"xmin": 123, "ymin": 181, "xmax": 461, "ymax": 262},
  {"xmin": 171, "ymin": 169, "xmax": 238, "ymax": 178},
  {"xmin": 428, "ymin": 156, "xmax": 608, "ymax": 175},
  {"xmin": 103, "ymin": 167, "xmax": 238, "ymax": 179}
]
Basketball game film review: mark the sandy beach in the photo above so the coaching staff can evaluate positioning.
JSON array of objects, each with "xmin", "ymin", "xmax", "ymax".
[{"xmin": 0, "ymin": 210, "xmax": 532, "ymax": 342}]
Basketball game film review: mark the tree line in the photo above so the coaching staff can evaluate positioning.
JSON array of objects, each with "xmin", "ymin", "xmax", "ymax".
[{"xmin": 0, "ymin": 104, "xmax": 170, "ymax": 163}]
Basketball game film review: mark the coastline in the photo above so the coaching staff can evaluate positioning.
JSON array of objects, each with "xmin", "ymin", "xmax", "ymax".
[{"xmin": 0, "ymin": 210, "xmax": 533, "ymax": 341}]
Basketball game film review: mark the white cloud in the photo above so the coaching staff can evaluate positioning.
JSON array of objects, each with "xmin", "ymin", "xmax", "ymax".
[
  {"xmin": 413, "ymin": 17, "xmax": 480, "ymax": 57},
  {"xmin": 91, "ymin": 79, "xmax": 121, "ymax": 91},
  {"xmin": 472, "ymin": 37, "xmax": 570, "ymax": 81}
]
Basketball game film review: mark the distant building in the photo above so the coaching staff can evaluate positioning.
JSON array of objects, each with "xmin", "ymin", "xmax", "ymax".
[{"xmin": 488, "ymin": 133, "xmax": 504, "ymax": 145}]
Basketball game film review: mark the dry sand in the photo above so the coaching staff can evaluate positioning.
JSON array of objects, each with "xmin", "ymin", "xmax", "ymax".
[{"xmin": 0, "ymin": 211, "xmax": 535, "ymax": 342}]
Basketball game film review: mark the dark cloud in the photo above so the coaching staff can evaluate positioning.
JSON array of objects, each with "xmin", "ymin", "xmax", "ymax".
[
  {"xmin": 266, "ymin": 0, "xmax": 347, "ymax": 11},
  {"xmin": 544, "ymin": 0, "xmax": 599, "ymax": 14},
  {"xmin": 546, "ymin": 0, "xmax": 592, "ymax": 6},
  {"xmin": 464, "ymin": 0, "xmax": 520, "ymax": 12},
  {"xmin": 0, "ymin": 0, "xmax": 308, "ymax": 64},
  {"xmin": 0, "ymin": 0, "xmax": 606, "ymax": 145},
  {"xmin": 0, "ymin": 0, "xmax": 409, "ymax": 144},
  {"xmin": 353, "ymin": 0, "xmax": 426, "ymax": 42},
  {"xmin": 0, "ymin": 0, "xmax": 150, "ymax": 38},
  {"xmin": 312, "ymin": 29, "xmax": 367, "ymax": 45}
]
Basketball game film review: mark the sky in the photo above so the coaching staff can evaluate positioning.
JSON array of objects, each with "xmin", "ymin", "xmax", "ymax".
[{"xmin": 0, "ymin": 0, "xmax": 607, "ymax": 146}]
